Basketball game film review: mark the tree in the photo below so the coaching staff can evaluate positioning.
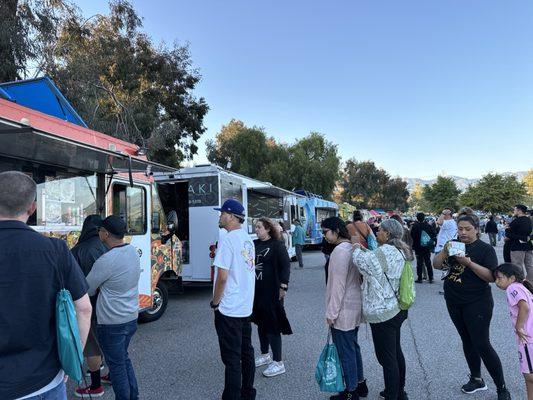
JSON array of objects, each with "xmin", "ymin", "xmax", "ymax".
[
  {"xmin": 524, "ymin": 169, "xmax": 533, "ymax": 207},
  {"xmin": 422, "ymin": 176, "xmax": 460, "ymax": 213},
  {"xmin": 2, "ymin": 1, "xmax": 208, "ymax": 166},
  {"xmin": 408, "ymin": 183, "xmax": 431, "ymax": 213},
  {"xmin": 459, "ymin": 173, "xmax": 527, "ymax": 213},
  {"xmin": 207, "ymin": 125, "xmax": 340, "ymax": 198},
  {"xmin": 0, "ymin": 0, "xmax": 76, "ymax": 81},
  {"xmin": 340, "ymin": 159, "xmax": 409, "ymax": 210}
]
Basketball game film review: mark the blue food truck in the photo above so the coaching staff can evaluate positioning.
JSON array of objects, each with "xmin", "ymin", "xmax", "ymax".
[{"xmin": 295, "ymin": 190, "xmax": 339, "ymax": 245}]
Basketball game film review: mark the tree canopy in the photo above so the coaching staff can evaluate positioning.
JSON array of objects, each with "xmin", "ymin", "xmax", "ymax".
[
  {"xmin": 207, "ymin": 121, "xmax": 340, "ymax": 198},
  {"xmin": 340, "ymin": 159, "xmax": 409, "ymax": 211},
  {"xmin": 459, "ymin": 173, "xmax": 527, "ymax": 213},
  {"xmin": 1, "ymin": 0, "xmax": 208, "ymax": 166},
  {"xmin": 422, "ymin": 176, "xmax": 460, "ymax": 213}
]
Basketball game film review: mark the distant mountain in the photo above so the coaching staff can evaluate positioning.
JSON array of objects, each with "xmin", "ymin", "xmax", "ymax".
[{"xmin": 403, "ymin": 171, "xmax": 528, "ymax": 193}]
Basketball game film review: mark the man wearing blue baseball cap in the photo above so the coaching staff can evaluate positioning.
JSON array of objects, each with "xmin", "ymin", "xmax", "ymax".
[{"xmin": 211, "ymin": 199, "xmax": 257, "ymax": 400}]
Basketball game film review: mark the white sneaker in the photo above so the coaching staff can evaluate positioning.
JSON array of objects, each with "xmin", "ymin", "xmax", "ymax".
[
  {"xmin": 255, "ymin": 353, "xmax": 272, "ymax": 367},
  {"xmin": 262, "ymin": 361, "xmax": 286, "ymax": 377}
]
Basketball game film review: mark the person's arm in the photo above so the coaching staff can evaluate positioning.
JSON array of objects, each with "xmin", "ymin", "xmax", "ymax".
[
  {"xmin": 212, "ymin": 268, "xmax": 229, "ymax": 307},
  {"xmin": 86, "ymin": 257, "xmax": 110, "ymax": 296},
  {"xmin": 325, "ymin": 249, "xmax": 349, "ymax": 325},
  {"xmin": 516, "ymin": 300, "xmax": 530, "ymax": 343},
  {"xmin": 432, "ymin": 243, "xmax": 449, "ymax": 269},
  {"xmin": 277, "ymin": 243, "xmax": 291, "ymax": 300},
  {"xmin": 454, "ymin": 257, "xmax": 494, "ymax": 282},
  {"xmin": 74, "ymin": 294, "xmax": 92, "ymax": 348}
]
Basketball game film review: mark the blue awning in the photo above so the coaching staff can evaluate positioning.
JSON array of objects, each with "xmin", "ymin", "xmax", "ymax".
[{"xmin": 0, "ymin": 76, "xmax": 87, "ymax": 127}]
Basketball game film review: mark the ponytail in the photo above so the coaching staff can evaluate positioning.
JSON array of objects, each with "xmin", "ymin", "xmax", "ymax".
[{"xmin": 523, "ymin": 280, "xmax": 533, "ymax": 296}]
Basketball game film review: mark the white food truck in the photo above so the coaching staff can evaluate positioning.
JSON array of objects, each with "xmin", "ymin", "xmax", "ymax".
[{"xmin": 154, "ymin": 165, "xmax": 304, "ymax": 283}]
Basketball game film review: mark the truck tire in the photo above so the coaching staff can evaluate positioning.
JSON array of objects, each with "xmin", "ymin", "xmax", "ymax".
[{"xmin": 138, "ymin": 281, "xmax": 168, "ymax": 323}]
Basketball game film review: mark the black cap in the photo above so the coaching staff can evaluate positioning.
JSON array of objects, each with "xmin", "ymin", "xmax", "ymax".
[{"xmin": 97, "ymin": 215, "xmax": 127, "ymax": 236}]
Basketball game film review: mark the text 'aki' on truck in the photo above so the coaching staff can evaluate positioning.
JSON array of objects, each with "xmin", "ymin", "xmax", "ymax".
[
  {"xmin": 153, "ymin": 165, "xmax": 305, "ymax": 283},
  {"xmin": 0, "ymin": 77, "xmax": 183, "ymax": 323}
]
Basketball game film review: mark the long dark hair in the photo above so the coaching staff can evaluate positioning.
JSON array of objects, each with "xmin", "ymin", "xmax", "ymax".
[
  {"xmin": 495, "ymin": 263, "xmax": 533, "ymax": 295},
  {"xmin": 256, "ymin": 218, "xmax": 282, "ymax": 241},
  {"xmin": 321, "ymin": 216, "xmax": 351, "ymax": 241}
]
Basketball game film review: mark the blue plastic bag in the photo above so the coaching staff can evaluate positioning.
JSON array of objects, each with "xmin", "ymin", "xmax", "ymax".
[
  {"xmin": 56, "ymin": 288, "xmax": 84, "ymax": 382},
  {"xmin": 367, "ymin": 233, "xmax": 378, "ymax": 250},
  {"xmin": 315, "ymin": 330, "xmax": 344, "ymax": 393}
]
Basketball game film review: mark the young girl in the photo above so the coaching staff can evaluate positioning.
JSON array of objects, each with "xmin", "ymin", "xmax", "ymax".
[{"xmin": 494, "ymin": 263, "xmax": 533, "ymax": 399}]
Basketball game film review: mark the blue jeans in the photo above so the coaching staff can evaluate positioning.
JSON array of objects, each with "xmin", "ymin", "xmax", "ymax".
[
  {"xmin": 330, "ymin": 327, "xmax": 363, "ymax": 391},
  {"xmin": 97, "ymin": 320, "xmax": 139, "ymax": 400},
  {"xmin": 24, "ymin": 381, "xmax": 66, "ymax": 400}
]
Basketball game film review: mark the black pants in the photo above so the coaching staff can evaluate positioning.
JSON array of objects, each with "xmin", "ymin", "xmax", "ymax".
[
  {"xmin": 446, "ymin": 296, "xmax": 506, "ymax": 389},
  {"xmin": 370, "ymin": 310, "xmax": 408, "ymax": 400},
  {"xmin": 503, "ymin": 241, "xmax": 511, "ymax": 263},
  {"xmin": 415, "ymin": 250, "xmax": 433, "ymax": 280},
  {"xmin": 214, "ymin": 311, "xmax": 256, "ymax": 400},
  {"xmin": 258, "ymin": 325, "xmax": 282, "ymax": 362}
]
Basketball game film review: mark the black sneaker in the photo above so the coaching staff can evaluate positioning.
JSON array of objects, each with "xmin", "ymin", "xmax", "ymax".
[
  {"xmin": 415, "ymin": 279, "xmax": 423, "ymax": 284},
  {"xmin": 461, "ymin": 376, "xmax": 487, "ymax": 394},
  {"xmin": 355, "ymin": 380, "xmax": 368, "ymax": 398},
  {"xmin": 379, "ymin": 390, "xmax": 408, "ymax": 400},
  {"xmin": 497, "ymin": 387, "xmax": 511, "ymax": 400},
  {"xmin": 330, "ymin": 390, "xmax": 359, "ymax": 400}
]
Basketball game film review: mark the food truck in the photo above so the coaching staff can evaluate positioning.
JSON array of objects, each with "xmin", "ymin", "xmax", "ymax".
[
  {"xmin": 0, "ymin": 80, "xmax": 181, "ymax": 323},
  {"xmin": 295, "ymin": 190, "xmax": 339, "ymax": 245},
  {"xmin": 154, "ymin": 165, "xmax": 304, "ymax": 282}
]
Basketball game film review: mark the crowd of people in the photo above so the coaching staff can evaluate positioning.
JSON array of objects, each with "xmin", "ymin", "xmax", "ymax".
[{"xmin": 1, "ymin": 168, "xmax": 533, "ymax": 400}]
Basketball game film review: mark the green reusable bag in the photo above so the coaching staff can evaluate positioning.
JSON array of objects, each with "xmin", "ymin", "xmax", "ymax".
[
  {"xmin": 397, "ymin": 259, "xmax": 415, "ymax": 310},
  {"xmin": 315, "ymin": 330, "xmax": 345, "ymax": 393}
]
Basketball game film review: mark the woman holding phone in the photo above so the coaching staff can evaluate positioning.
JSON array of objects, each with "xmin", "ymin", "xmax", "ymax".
[{"xmin": 433, "ymin": 215, "xmax": 511, "ymax": 400}]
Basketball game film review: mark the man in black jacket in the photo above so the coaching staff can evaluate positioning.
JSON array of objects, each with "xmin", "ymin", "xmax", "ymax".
[
  {"xmin": 484, "ymin": 215, "xmax": 498, "ymax": 247},
  {"xmin": 71, "ymin": 215, "xmax": 109, "ymax": 397},
  {"xmin": 410, "ymin": 212, "xmax": 437, "ymax": 283},
  {"xmin": 506, "ymin": 204, "xmax": 533, "ymax": 280}
]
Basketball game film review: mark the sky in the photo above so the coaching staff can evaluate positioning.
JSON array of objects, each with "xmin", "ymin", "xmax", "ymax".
[{"xmin": 74, "ymin": 0, "xmax": 533, "ymax": 179}]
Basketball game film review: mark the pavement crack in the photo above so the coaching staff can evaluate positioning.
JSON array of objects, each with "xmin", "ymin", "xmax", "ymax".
[{"xmin": 406, "ymin": 317, "xmax": 432, "ymax": 399}]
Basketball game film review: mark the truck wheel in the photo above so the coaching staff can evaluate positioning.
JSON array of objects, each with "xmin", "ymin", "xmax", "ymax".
[{"xmin": 138, "ymin": 281, "xmax": 168, "ymax": 323}]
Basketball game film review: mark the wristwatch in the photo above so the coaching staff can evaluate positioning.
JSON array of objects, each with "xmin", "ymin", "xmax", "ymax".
[{"xmin": 210, "ymin": 300, "xmax": 219, "ymax": 309}]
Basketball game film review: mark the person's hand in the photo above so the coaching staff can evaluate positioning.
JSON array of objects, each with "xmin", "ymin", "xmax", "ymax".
[
  {"xmin": 454, "ymin": 256, "xmax": 472, "ymax": 268},
  {"xmin": 443, "ymin": 241, "xmax": 452, "ymax": 256},
  {"xmin": 279, "ymin": 288, "xmax": 286, "ymax": 300},
  {"xmin": 326, "ymin": 318, "xmax": 334, "ymax": 326},
  {"xmin": 516, "ymin": 326, "xmax": 530, "ymax": 344}
]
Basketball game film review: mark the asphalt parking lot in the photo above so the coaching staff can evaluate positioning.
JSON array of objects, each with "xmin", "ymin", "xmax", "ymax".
[{"xmin": 69, "ymin": 235, "xmax": 526, "ymax": 399}]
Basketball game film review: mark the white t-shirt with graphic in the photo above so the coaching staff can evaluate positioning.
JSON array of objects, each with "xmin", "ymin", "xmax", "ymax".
[
  {"xmin": 436, "ymin": 219, "xmax": 458, "ymax": 253},
  {"xmin": 213, "ymin": 228, "xmax": 256, "ymax": 317}
]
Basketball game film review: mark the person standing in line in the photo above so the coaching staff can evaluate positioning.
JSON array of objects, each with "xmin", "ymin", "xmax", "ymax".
[
  {"xmin": 494, "ymin": 263, "xmax": 533, "ymax": 400},
  {"xmin": 323, "ymin": 217, "xmax": 367, "ymax": 400},
  {"xmin": 86, "ymin": 216, "xmax": 141, "ymax": 400},
  {"xmin": 353, "ymin": 219, "xmax": 412, "ymax": 400},
  {"xmin": 433, "ymin": 215, "xmax": 511, "ymax": 400},
  {"xmin": 292, "ymin": 219, "xmax": 306, "ymax": 268},
  {"xmin": 252, "ymin": 218, "xmax": 292, "ymax": 378},
  {"xmin": 72, "ymin": 215, "xmax": 109, "ymax": 398},
  {"xmin": 485, "ymin": 215, "xmax": 498, "ymax": 247},
  {"xmin": 211, "ymin": 199, "xmax": 256, "ymax": 400},
  {"xmin": 346, "ymin": 210, "xmax": 374, "ymax": 248},
  {"xmin": 410, "ymin": 212, "xmax": 437, "ymax": 283},
  {"xmin": 0, "ymin": 171, "xmax": 92, "ymax": 400},
  {"xmin": 435, "ymin": 208, "xmax": 457, "ymax": 254},
  {"xmin": 506, "ymin": 205, "xmax": 533, "ymax": 280},
  {"xmin": 498, "ymin": 218, "xmax": 506, "ymax": 243}
]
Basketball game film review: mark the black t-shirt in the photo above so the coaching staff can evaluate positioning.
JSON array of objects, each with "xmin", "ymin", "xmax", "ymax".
[
  {"xmin": 443, "ymin": 239, "xmax": 498, "ymax": 305},
  {"xmin": 0, "ymin": 221, "xmax": 88, "ymax": 400}
]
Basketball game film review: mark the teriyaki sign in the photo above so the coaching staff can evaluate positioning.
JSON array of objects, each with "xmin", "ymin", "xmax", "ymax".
[{"xmin": 188, "ymin": 176, "xmax": 219, "ymax": 207}]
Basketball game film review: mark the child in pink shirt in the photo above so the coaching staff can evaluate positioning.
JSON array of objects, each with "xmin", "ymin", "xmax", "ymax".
[{"xmin": 495, "ymin": 262, "xmax": 533, "ymax": 399}]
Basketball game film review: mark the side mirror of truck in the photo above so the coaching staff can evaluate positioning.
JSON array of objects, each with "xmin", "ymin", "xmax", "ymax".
[{"xmin": 166, "ymin": 210, "xmax": 178, "ymax": 233}]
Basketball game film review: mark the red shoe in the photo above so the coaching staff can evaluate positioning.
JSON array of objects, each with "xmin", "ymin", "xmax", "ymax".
[
  {"xmin": 74, "ymin": 386, "xmax": 104, "ymax": 398},
  {"xmin": 101, "ymin": 373, "xmax": 111, "ymax": 384}
]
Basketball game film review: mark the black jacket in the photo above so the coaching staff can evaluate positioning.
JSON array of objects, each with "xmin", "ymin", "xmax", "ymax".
[
  {"xmin": 484, "ymin": 220, "xmax": 498, "ymax": 234},
  {"xmin": 71, "ymin": 215, "xmax": 108, "ymax": 277},
  {"xmin": 410, "ymin": 221, "xmax": 437, "ymax": 253},
  {"xmin": 506, "ymin": 216, "xmax": 533, "ymax": 252}
]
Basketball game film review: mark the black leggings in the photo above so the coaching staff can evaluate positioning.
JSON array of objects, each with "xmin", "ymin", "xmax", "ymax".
[
  {"xmin": 415, "ymin": 250, "xmax": 433, "ymax": 280},
  {"xmin": 370, "ymin": 310, "xmax": 408, "ymax": 400},
  {"xmin": 446, "ymin": 296, "xmax": 506, "ymax": 389},
  {"xmin": 258, "ymin": 326, "xmax": 282, "ymax": 362}
]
